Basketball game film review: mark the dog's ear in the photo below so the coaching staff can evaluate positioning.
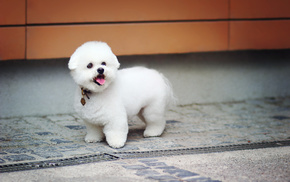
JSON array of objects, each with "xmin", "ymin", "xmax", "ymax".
[
  {"xmin": 68, "ymin": 54, "xmax": 78, "ymax": 70},
  {"xmin": 114, "ymin": 55, "xmax": 120, "ymax": 69}
]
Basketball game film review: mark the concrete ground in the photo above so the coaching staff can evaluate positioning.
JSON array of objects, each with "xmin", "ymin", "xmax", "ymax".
[
  {"xmin": 1, "ymin": 97, "xmax": 289, "ymax": 181},
  {"xmin": 2, "ymin": 147, "xmax": 289, "ymax": 182}
]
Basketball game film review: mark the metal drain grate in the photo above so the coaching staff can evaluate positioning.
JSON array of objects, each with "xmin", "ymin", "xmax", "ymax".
[
  {"xmin": 113, "ymin": 140, "xmax": 290, "ymax": 159},
  {"xmin": 1, "ymin": 140, "xmax": 289, "ymax": 173},
  {"xmin": 0, "ymin": 153, "xmax": 118, "ymax": 173}
]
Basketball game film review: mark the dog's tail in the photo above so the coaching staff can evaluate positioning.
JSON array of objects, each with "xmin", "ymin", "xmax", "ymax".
[{"xmin": 161, "ymin": 74, "xmax": 178, "ymax": 108}]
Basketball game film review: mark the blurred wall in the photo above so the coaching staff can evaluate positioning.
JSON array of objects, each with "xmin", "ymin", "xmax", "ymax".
[{"xmin": 1, "ymin": 0, "xmax": 290, "ymax": 60}]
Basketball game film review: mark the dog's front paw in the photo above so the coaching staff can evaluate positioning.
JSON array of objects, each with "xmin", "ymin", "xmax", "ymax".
[
  {"xmin": 143, "ymin": 130, "xmax": 162, "ymax": 138},
  {"xmin": 107, "ymin": 141, "xmax": 125, "ymax": 149},
  {"xmin": 85, "ymin": 133, "xmax": 103, "ymax": 143},
  {"xmin": 105, "ymin": 132, "xmax": 127, "ymax": 148},
  {"xmin": 144, "ymin": 127, "xmax": 164, "ymax": 138}
]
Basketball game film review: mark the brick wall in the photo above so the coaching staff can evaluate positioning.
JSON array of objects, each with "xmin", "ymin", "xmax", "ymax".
[{"xmin": 1, "ymin": 0, "xmax": 290, "ymax": 60}]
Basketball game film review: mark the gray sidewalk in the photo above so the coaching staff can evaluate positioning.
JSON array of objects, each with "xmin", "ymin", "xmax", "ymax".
[
  {"xmin": 2, "ymin": 147, "xmax": 289, "ymax": 182},
  {"xmin": 0, "ymin": 97, "xmax": 290, "ymax": 181}
]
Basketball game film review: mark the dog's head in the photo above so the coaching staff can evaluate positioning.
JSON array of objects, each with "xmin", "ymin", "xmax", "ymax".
[{"xmin": 68, "ymin": 41, "xmax": 120, "ymax": 93}]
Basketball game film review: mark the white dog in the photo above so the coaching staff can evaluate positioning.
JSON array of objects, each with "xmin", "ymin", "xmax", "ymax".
[{"xmin": 68, "ymin": 41, "xmax": 175, "ymax": 148}]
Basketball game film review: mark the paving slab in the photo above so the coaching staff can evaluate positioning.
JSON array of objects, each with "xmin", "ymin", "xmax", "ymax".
[
  {"xmin": 1, "ymin": 97, "xmax": 289, "ymax": 163},
  {"xmin": 1, "ymin": 147, "xmax": 289, "ymax": 182},
  {"xmin": 0, "ymin": 97, "xmax": 289, "ymax": 181}
]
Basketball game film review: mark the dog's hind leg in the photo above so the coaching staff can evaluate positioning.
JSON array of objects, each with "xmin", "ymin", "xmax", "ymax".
[
  {"xmin": 142, "ymin": 102, "xmax": 166, "ymax": 137},
  {"xmin": 84, "ymin": 120, "xmax": 104, "ymax": 143}
]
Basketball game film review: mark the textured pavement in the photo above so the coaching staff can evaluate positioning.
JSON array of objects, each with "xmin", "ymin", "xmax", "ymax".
[
  {"xmin": 0, "ymin": 97, "xmax": 290, "ymax": 181},
  {"xmin": 2, "ymin": 147, "xmax": 289, "ymax": 182}
]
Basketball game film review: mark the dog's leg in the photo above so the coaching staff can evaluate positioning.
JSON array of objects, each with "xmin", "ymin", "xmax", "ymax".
[
  {"xmin": 84, "ymin": 120, "xmax": 104, "ymax": 143},
  {"xmin": 142, "ymin": 104, "xmax": 166, "ymax": 137},
  {"xmin": 103, "ymin": 119, "xmax": 128, "ymax": 148}
]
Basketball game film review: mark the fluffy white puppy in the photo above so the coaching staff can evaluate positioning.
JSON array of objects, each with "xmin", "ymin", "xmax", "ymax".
[{"xmin": 68, "ymin": 41, "xmax": 174, "ymax": 148}]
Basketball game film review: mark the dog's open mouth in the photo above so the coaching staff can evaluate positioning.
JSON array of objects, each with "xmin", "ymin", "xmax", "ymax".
[{"xmin": 94, "ymin": 74, "xmax": 106, "ymax": 86}]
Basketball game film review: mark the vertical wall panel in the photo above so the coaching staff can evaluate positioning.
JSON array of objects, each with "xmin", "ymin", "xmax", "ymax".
[
  {"xmin": 26, "ymin": 22, "xmax": 228, "ymax": 59},
  {"xmin": 230, "ymin": 0, "xmax": 290, "ymax": 19},
  {"xmin": 0, "ymin": 0, "xmax": 26, "ymax": 25},
  {"xmin": 230, "ymin": 20, "xmax": 290, "ymax": 50},
  {"xmin": 0, "ymin": 27, "xmax": 26, "ymax": 60},
  {"xmin": 27, "ymin": 0, "xmax": 229, "ymax": 24}
]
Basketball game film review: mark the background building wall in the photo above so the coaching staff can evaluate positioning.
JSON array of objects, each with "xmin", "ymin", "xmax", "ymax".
[{"xmin": 1, "ymin": 0, "xmax": 290, "ymax": 60}]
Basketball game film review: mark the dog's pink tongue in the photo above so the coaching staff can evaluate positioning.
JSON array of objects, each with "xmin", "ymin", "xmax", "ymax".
[{"xmin": 96, "ymin": 77, "xmax": 105, "ymax": 85}]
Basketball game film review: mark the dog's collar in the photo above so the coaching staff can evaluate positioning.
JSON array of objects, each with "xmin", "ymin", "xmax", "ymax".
[{"xmin": 80, "ymin": 87, "xmax": 91, "ymax": 106}]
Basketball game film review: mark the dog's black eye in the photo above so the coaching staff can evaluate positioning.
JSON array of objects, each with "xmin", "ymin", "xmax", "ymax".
[
  {"xmin": 101, "ymin": 62, "xmax": 106, "ymax": 66},
  {"xmin": 87, "ymin": 63, "xmax": 93, "ymax": 69}
]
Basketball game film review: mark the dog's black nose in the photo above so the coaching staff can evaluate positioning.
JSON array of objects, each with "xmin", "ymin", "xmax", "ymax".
[{"xmin": 97, "ymin": 68, "xmax": 104, "ymax": 74}]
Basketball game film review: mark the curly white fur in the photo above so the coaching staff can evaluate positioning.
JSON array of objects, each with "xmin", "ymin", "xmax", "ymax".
[{"xmin": 69, "ymin": 41, "xmax": 175, "ymax": 148}]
